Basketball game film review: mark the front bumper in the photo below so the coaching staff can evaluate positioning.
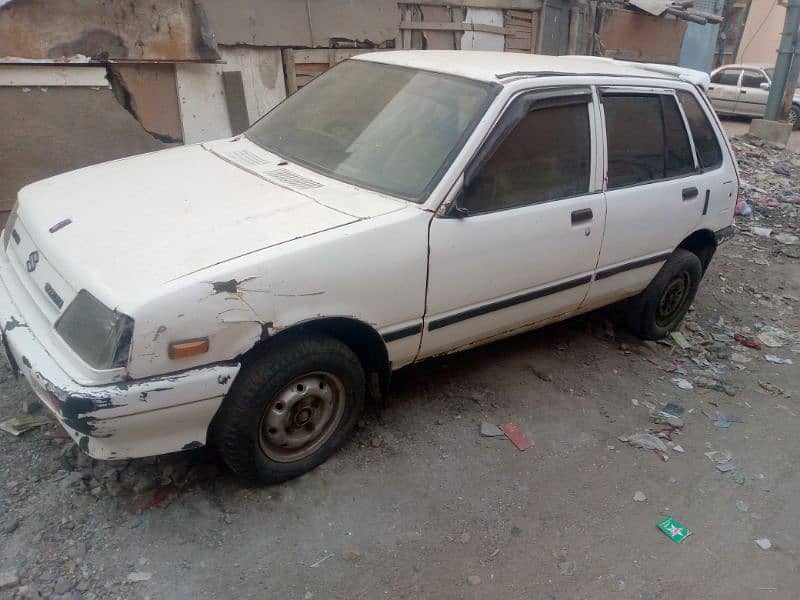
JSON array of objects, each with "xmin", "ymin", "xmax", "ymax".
[{"xmin": 0, "ymin": 246, "xmax": 240, "ymax": 460}]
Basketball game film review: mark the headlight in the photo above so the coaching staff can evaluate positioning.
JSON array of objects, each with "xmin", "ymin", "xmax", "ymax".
[{"xmin": 55, "ymin": 290, "xmax": 134, "ymax": 370}]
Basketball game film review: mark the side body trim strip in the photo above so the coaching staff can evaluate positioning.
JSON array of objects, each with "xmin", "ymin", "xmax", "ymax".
[
  {"xmin": 428, "ymin": 275, "xmax": 592, "ymax": 331},
  {"xmin": 382, "ymin": 323, "xmax": 423, "ymax": 342},
  {"xmin": 595, "ymin": 252, "xmax": 672, "ymax": 281}
]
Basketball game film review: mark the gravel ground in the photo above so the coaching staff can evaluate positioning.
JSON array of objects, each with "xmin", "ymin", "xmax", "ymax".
[{"xmin": 1, "ymin": 135, "xmax": 799, "ymax": 600}]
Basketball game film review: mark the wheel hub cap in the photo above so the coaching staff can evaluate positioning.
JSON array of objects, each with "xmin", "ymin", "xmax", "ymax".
[
  {"xmin": 656, "ymin": 273, "xmax": 689, "ymax": 326},
  {"xmin": 258, "ymin": 372, "xmax": 345, "ymax": 463}
]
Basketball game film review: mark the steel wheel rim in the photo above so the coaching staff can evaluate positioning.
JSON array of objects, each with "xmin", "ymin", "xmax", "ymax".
[
  {"xmin": 656, "ymin": 273, "xmax": 690, "ymax": 327},
  {"xmin": 258, "ymin": 371, "xmax": 346, "ymax": 463}
]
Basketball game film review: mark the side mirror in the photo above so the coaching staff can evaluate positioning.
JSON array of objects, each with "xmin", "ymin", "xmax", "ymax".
[
  {"xmin": 760, "ymin": 82, "xmax": 771, "ymax": 90},
  {"xmin": 445, "ymin": 190, "xmax": 470, "ymax": 219}
]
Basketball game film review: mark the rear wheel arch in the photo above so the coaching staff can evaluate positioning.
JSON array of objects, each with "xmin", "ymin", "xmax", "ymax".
[
  {"xmin": 240, "ymin": 316, "xmax": 391, "ymax": 401},
  {"xmin": 677, "ymin": 229, "xmax": 716, "ymax": 273}
]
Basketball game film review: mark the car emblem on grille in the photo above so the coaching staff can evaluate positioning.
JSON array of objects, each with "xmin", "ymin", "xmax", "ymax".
[{"xmin": 26, "ymin": 251, "xmax": 39, "ymax": 273}]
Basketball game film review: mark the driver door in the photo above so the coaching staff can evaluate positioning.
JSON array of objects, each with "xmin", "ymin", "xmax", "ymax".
[{"xmin": 419, "ymin": 88, "xmax": 606, "ymax": 358}]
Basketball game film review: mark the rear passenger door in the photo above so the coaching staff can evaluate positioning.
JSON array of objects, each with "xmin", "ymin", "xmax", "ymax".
[
  {"xmin": 736, "ymin": 69, "xmax": 770, "ymax": 116},
  {"xmin": 582, "ymin": 89, "xmax": 703, "ymax": 310}
]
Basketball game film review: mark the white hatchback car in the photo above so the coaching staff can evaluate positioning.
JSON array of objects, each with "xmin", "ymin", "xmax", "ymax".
[{"xmin": 0, "ymin": 51, "xmax": 737, "ymax": 482}]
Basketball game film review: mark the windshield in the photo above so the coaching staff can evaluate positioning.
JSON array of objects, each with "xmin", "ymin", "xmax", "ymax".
[{"xmin": 246, "ymin": 60, "xmax": 496, "ymax": 201}]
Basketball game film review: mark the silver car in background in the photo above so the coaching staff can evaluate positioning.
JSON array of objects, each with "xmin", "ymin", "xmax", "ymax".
[{"xmin": 708, "ymin": 63, "xmax": 800, "ymax": 128}]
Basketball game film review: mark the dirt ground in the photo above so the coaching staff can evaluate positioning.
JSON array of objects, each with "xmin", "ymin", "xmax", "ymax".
[{"xmin": 1, "ymin": 134, "xmax": 799, "ymax": 600}]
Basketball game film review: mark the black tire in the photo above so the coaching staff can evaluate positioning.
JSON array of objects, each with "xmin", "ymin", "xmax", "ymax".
[
  {"xmin": 214, "ymin": 334, "xmax": 365, "ymax": 483},
  {"xmin": 626, "ymin": 248, "xmax": 703, "ymax": 340},
  {"xmin": 790, "ymin": 105, "xmax": 800, "ymax": 131}
]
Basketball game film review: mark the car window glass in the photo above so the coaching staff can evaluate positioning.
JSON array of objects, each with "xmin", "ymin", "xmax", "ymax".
[
  {"xmin": 461, "ymin": 101, "xmax": 591, "ymax": 215},
  {"xmin": 711, "ymin": 69, "xmax": 741, "ymax": 86},
  {"xmin": 603, "ymin": 95, "xmax": 665, "ymax": 188},
  {"xmin": 741, "ymin": 71, "xmax": 767, "ymax": 88},
  {"xmin": 662, "ymin": 95, "xmax": 695, "ymax": 177},
  {"xmin": 677, "ymin": 90, "xmax": 723, "ymax": 170}
]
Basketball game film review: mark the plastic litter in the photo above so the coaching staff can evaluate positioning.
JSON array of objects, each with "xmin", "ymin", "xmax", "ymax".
[
  {"xmin": 480, "ymin": 422, "xmax": 505, "ymax": 437},
  {"xmin": 657, "ymin": 517, "xmax": 692, "ymax": 543},
  {"xmin": 499, "ymin": 422, "xmax": 533, "ymax": 451},
  {"xmin": 751, "ymin": 226, "xmax": 772, "ymax": 237},
  {"xmin": 672, "ymin": 378, "xmax": 693, "ymax": 390},
  {"xmin": 736, "ymin": 499, "xmax": 749, "ymax": 512},
  {"xmin": 755, "ymin": 538, "xmax": 772, "ymax": 551},
  {"xmin": 733, "ymin": 333, "xmax": 762, "ymax": 350},
  {"xmin": 625, "ymin": 433, "xmax": 668, "ymax": 453},
  {"xmin": 716, "ymin": 462, "xmax": 735, "ymax": 473},
  {"xmin": 694, "ymin": 376, "xmax": 736, "ymax": 396},
  {"xmin": 633, "ymin": 491, "xmax": 647, "ymax": 502},
  {"xmin": 0, "ymin": 414, "xmax": 52, "ymax": 436},
  {"xmin": 757, "ymin": 333, "xmax": 783, "ymax": 348},
  {"xmin": 705, "ymin": 449, "xmax": 733, "ymax": 464},
  {"xmin": 759, "ymin": 381, "xmax": 791, "ymax": 397},
  {"xmin": 735, "ymin": 197, "xmax": 751, "ymax": 216},
  {"xmin": 670, "ymin": 331, "xmax": 691, "ymax": 349},
  {"xmin": 774, "ymin": 233, "xmax": 799, "ymax": 245},
  {"xmin": 765, "ymin": 355, "xmax": 793, "ymax": 365},
  {"xmin": 662, "ymin": 403, "xmax": 685, "ymax": 417}
]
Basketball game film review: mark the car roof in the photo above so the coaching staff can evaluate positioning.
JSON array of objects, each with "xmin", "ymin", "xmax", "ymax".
[
  {"xmin": 353, "ymin": 50, "xmax": 680, "ymax": 83},
  {"xmin": 717, "ymin": 63, "xmax": 772, "ymax": 70}
]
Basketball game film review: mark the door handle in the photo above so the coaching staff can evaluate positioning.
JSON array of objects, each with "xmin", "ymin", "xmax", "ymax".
[
  {"xmin": 682, "ymin": 187, "xmax": 699, "ymax": 200},
  {"xmin": 740, "ymin": 89, "xmax": 747, "ymax": 94},
  {"xmin": 571, "ymin": 208, "xmax": 593, "ymax": 224}
]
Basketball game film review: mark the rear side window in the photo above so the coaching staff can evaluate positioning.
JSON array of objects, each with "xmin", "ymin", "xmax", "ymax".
[
  {"xmin": 677, "ymin": 90, "xmax": 724, "ymax": 170},
  {"xmin": 711, "ymin": 69, "xmax": 740, "ymax": 86},
  {"xmin": 461, "ymin": 101, "xmax": 591, "ymax": 214},
  {"xmin": 603, "ymin": 94, "xmax": 695, "ymax": 189}
]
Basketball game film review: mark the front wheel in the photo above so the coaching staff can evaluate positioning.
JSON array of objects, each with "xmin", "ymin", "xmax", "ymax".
[
  {"xmin": 626, "ymin": 248, "xmax": 703, "ymax": 340},
  {"xmin": 213, "ymin": 334, "xmax": 365, "ymax": 483}
]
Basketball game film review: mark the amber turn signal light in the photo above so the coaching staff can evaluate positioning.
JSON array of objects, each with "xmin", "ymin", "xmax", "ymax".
[{"xmin": 168, "ymin": 338, "xmax": 209, "ymax": 360}]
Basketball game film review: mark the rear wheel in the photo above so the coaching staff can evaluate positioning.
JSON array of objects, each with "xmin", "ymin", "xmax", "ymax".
[
  {"xmin": 627, "ymin": 249, "xmax": 703, "ymax": 340},
  {"xmin": 789, "ymin": 105, "xmax": 800, "ymax": 130},
  {"xmin": 214, "ymin": 334, "xmax": 365, "ymax": 483}
]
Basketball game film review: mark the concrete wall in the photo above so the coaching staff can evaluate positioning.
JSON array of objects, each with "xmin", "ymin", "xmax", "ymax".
[{"xmin": 737, "ymin": 0, "xmax": 784, "ymax": 64}]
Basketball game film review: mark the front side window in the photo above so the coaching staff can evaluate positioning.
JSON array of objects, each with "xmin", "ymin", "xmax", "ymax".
[
  {"xmin": 741, "ymin": 70, "xmax": 767, "ymax": 88},
  {"xmin": 246, "ymin": 60, "xmax": 496, "ymax": 201},
  {"xmin": 603, "ymin": 93, "xmax": 695, "ymax": 189},
  {"xmin": 711, "ymin": 69, "xmax": 741, "ymax": 86},
  {"xmin": 677, "ymin": 90, "xmax": 723, "ymax": 170},
  {"xmin": 461, "ymin": 100, "xmax": 591, "ymax": 215}
]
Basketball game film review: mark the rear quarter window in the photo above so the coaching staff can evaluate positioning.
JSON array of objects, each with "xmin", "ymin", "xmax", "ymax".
[{"xmin": 677, "ymin": 90, "xmax": 724, "ymax": 170}]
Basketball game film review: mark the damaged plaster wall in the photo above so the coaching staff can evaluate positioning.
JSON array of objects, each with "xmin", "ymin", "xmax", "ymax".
[
  {"xmin": 175, "ymin": 46, "xmax": 287, "ymax": 144},
  {"xmin": 0, "ymin": 83, "xmax": 170, "ymax": 210},
  {"xmin": 217, "ymin": 46, "xmax": 286, "ymax": 125},
  {"xmin": 199, "ymin": 0, "xmax": 400, "ymax": 47},
  {"xmin": 0, "ymin": 0, "xmax": 219, "ymax": 62},
  {"xmin": 107, "ymin": 64, "xmax": 183, "ymax": 143}
]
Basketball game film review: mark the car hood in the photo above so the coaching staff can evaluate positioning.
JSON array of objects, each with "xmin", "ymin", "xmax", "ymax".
[{"xmin": 16, "ymin": 140, "xmax": 406, "ymax": 311}]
